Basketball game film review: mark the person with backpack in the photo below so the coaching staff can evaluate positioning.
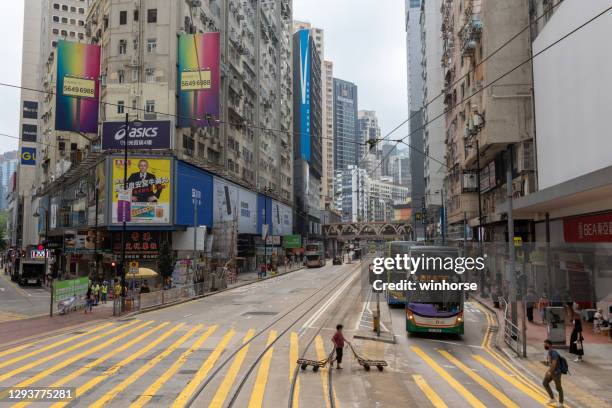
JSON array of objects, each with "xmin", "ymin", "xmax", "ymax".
[{"xmin": 543, "ymin": 339, "xmax": 565, "ymax": 408}]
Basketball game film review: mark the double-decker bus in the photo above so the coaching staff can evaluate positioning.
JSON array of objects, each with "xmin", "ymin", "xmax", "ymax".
[
  {"xmin": 405, "ymin": 246, "xmax": 464, "ymax": 335},
  {"xmin": 385, "ymin": 241, "xmax": 419, "ymax": 306},
  {"xmin": 305, "ymin": 242, "xmax": 326, "ymax": 268}
]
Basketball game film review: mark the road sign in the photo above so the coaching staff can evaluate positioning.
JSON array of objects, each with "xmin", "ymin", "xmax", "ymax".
[
  {"xmin": 514, "ymin": 237, "xmax": 522, "ymax": 247},
  {"xmin": 415, "ymin": 212, "xmax": 423, "ymax": 221},
  {"xmin": 129, "ymin": 261, "xmax": 139, "ymax": 274}
]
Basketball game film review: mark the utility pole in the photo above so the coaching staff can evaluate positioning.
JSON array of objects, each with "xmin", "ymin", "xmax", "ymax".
[
  {"xmin": 506, "ymin": 146, "xmax": 518, "ymax": 334},
  {"xmin": 476, "ymin": 140, "xmax": 485, "ymax": 294},
  {"xmin": 192, "ymin": 188, "xmax": 201, "ymax": 281},
  {"xmin": 120, "ymin": 113, "xmax": 129, "ymax": 292}
]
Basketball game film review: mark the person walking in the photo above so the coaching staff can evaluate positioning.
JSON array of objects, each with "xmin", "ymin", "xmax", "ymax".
[
  {"xmin": 525, "ymin": 287, "xmax": 537, "ymax": 323},
  {"xmin": 331, "ymin": 324, "xmax": 346, "ymax": 369},
  {"xmin": 100, "ymin": 281, "xmax": 108, "ymax": 304},
  {"xmin": 259, "ymin": 263, "xmax": 266, "ymax": 279},
  {"xmin": 538, "ymin": 293, "xmax": 549, "ymax": 324},
  {"xmin": 542, "ymin": 339, "xmax": 564, "ymax": 408},
  {"xmin": 84, "ymin": 285, "xmax": 93, "ymax": 314},
  {"xmin": 569, "ymin": 314, "xmax": 584, "ymax": 362},
  {"xmin": 93, "ymin": 281, "xmax": 100, "ymax": 306}
]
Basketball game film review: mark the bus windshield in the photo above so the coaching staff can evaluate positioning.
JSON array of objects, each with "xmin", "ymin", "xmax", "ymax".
[{"xmin": 305, "ymin": 244, "xmax": 320, "ymax": 252}]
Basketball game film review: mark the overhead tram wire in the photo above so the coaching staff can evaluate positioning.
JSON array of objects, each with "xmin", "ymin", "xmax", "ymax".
[
  {"xmin": 351, "ymin": 0, "xmax": 566, "ymax": 178},
  {"xmin": 361, "ymin": 3, "xmax": 612, "ymax": 179}
]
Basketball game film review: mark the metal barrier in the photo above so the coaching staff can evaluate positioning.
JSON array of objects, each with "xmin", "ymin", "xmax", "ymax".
[{"xmin": 500, "ymin": 297, "xmax": 523, "ymax": 356}]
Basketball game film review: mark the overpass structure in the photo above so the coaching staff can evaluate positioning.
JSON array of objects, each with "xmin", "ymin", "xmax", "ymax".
[{"xmin": 322, "ymin": 221, "xmax": 413, "ymax": 241}]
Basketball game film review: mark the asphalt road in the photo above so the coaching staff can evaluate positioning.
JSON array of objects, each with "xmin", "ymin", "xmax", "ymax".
[
  {"xmin": 0, "ymin": 271, "xmax": 50, "ymax": 322},
  {"xmin": 0, "ymin": 262, "xmax": 557, "ymax": 407}
]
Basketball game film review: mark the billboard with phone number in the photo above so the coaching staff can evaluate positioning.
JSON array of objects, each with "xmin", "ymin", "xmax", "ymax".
[{"xmin": 111, "ymin": 157, "xmax": 172, "ymax": 225}]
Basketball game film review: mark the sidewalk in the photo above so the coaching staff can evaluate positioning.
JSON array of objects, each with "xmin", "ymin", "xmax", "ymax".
[
  {"xmin": 0, "ymin": 301, "xmax": 114, "ymax": 347},
  {"xmin": 473, "ymin": 293, "xmax": 612, "ymax": 407}
]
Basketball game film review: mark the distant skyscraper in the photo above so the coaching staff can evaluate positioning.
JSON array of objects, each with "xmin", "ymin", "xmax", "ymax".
[
  {"xmin": 333, "ymin": 78, "xmax": 359, "ymax": 172},
  {"xmin": 0, "ymin": 152, "xmax": 18, "ymax": 211}
]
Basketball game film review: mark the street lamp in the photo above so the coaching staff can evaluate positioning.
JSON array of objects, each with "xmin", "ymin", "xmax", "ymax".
[
  {"xmin": 262, "ymin": 186, "xmax": 274, "ymax": 272},
  {"xmin": 33, "ymin": 208, "xmax": 50, "ymax": 317}
]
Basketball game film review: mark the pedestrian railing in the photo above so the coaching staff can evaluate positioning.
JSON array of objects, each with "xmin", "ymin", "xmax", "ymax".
[{"xmin": 500, "ymin": 297, "xmax": 523, "ymax": 356}]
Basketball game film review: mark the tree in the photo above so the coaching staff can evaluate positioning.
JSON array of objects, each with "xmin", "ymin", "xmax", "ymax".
[{"xmin": 157, "ymin": 241, "xmax": 174, "ymax": 279}]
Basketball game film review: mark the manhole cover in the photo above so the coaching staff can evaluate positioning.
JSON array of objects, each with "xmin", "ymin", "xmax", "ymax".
[{"xmin": 242, "ymin": 311, "xmax": 278, "ymax": 316}]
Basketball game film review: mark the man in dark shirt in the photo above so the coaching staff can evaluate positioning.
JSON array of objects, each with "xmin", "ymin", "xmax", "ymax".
[
  {"xmin": 127, "ymin": 159, "xmax": 163, "ymax": 202},
  {"xmin": 543, "ymin": 339, "xmax": 564, "ymax": 407},
  {"xmin": 332, "ymin": 324, "xmax": 346, "ymax": 369}
]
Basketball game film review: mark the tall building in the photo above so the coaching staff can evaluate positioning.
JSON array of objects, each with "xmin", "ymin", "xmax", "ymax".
[
  {"xmin": 406, "ymin": 0, "xmax": 425, "ymax": 239},
  {"xmin": 381, "ymin": 142, "xmax": 397, "ymax": 177},
  {"xmin": 358, "ymin": 110, "xmax": 382, "ymax": 179},
  {"xmin": 16, "ymin": 0, "xmax": 295, "ymax": 279},
  {"xmin": 293, "ymin": 21, "xmax": 334, "ymax": 210},
  {"xmin": 333, "ymin": 78, "xmax": 358, "ymax": 172},
  {"xmin": 0, "ymin": 152, "xmax": 18, "ymax": 211},
  {"xmin": 293, "ymin": 28, "xmax": 323, "ymax": 239},
  {"xmin": 420, "ymin": 0, "xmax": 446, "ymax": 238},
  {"xmin": 390, "ymin": 151, "xmax": 411, "ymax": 188},
  {"xmin": 441, "ymin": 0, "xmax": 533, "ymax": 241}
]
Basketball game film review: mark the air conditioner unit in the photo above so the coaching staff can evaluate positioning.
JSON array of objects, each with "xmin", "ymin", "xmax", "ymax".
[{"xmin": 517, "ymin": 142, "xmax": 534, "ymax": 172}]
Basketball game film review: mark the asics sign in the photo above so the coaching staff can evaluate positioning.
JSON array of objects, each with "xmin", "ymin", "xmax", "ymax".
[{"xmin": 102, "ymin": 120, "xmax": 171, "ymax": 150}]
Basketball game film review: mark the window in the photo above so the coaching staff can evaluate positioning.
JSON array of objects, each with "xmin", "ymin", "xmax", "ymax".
[
  {"xmin": 119, "ymin": 10, "xmax": 127, "ymax": 25},
  {"xmin": 53, "ymin": 16, "xmax": 59, "ymax": 22},
  {"xmin": 78, "ymin": 8, "xmax": 84, "ymax": 14},
  {"xmin": 133, "ymin": 9, "xmax": 139, "ymax": 21},
  {"xmin": 117, "ymin": 100, "xmax": 125, "ymax": 114},
  {"xmin": 70, "ymin": 18, "xmax": 76, "ymax": 25},
  {"xmin": 53, "ymin": 3, "xmax": 59, "ymax": 10},
  {"xmin": 147, "ymin": 8, "xmax": 157, "ymax": 23},
  {"xmin": 78, "ymin": 20, "xmax": 84, "ymax": 26},
  {"xmin": 69, "ymin": 31, "xmax": 75, "ymax": 37},
  {"xmin": 52, "ymin": 28, "xmax": 59, "ymax": 34},
  {"xmin": 119, "ymin": 39, "xmax": 127, "ymax": 54},
  {"xmin": 61, "ymin": 29, "xmax": 67, "ymax": 36},
  {"xmin": 118, "ymin": 70, "xmax": 125, "ymax": 83},
  {"xmin": 52, "ymin": 40, "xmax": 57, "ymax": 47},
  {"xmin": 61, "ymin": 17, "xmax": 68, "ymax": 23},
  {"xmin": 145, "ymin": 100, "xmax": 155, "ymax": 113},
  {"xmin": 145, "ymin": 67, "xmax": 155, "ymax": 82},
  {"xmin": 70, "ymin": 6, "xmax": 76, "ymax": 12},
  {"xmin": 131, "ymin": 69, "xmax": 138, "ymax": 82},
  {"xmin": 61, "ymin": 4, "xmax": 68, "ymax": 11},
  {"xmin": 146, "ymin": 38, "xmax": 157, "ymax": 53}
]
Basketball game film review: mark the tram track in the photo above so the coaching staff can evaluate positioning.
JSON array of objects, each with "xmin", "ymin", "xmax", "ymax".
[{"xmin": 185, "ymin": 261, "xmax": 362, "ymax": 407}]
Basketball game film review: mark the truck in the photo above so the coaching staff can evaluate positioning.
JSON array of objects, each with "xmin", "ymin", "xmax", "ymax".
[{"xmin": 11, "ymin": 246, "xmax": 47, "ymax": 286}]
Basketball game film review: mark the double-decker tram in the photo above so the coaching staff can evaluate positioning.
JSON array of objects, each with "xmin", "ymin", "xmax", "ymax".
[
  {"xmin": 405, "ymin": 246, "xmax": 464, "ymax": 335},
  {"xmin": 304, "ymin": 242, "xmax": 326, "ymax": 268}
]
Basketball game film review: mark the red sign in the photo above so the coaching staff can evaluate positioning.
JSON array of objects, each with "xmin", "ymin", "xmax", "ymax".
[{"xmin": 563, "ymin": 212, "xmax": 612, "ymax": 243}]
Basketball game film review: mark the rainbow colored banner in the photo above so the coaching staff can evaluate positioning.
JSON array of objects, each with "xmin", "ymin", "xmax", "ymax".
[
  {"xmin": 55, "ymin": 40, "xmax": 101, "ymax": 133},
  {"xmin": 177, "ymin": 33, "xmax": 220, "ymax": 128}
]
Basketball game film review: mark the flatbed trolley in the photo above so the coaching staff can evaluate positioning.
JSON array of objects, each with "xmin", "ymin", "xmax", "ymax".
[{"xmin": 347, "ymin": 341, "xmax": 387, "ymax": 371}]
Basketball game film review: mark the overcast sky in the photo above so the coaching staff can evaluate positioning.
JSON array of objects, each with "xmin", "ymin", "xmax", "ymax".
[{"xmin": 0, "ymin": 0, "xmax": 408, "ymax": 154}]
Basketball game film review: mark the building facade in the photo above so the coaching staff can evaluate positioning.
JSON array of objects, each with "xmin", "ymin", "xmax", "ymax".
[
  {"xmin": 332, "ymin": 78, "xmax": 358, "ymax": 172},
  {"xmin": 0, "ymin": 152, "xmax": 18, "ymax": 211}
]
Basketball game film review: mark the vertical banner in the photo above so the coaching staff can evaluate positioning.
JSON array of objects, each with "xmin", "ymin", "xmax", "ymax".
[
  {"xmin": 212, "ymin": 178, "xmax": 238, "ymax": 224},
  {"xmin": 297, "ymin": 29, "xmax": 311, "ymax": 161},
  {"xmin": 177, "ymin": 33, "xmax": 220, "ymax": 128},
  {"xmin": 111, "ymin": 157, "xmax": 172, "ymax": 225},
  {"xmin": 55, "ymin": 40, "xmax": 101, "ymax": 133}
]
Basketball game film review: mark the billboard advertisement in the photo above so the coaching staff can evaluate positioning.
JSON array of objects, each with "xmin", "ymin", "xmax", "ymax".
[
  {"xmin": 176, "ymin": 161, "xmax": 213, "ymax": 228},
  {"xmin": 20, "ymin": 147, "xmax": 36, "ymax": 165},
  {"xmin": 296, "ymin": 29, "xmax": 311, "ymax": 161},
  {"xmin": 111, "ymin": 157, "xmax": 171, "ymax": 225},
  {"xmin": 238, "ymin": 188, "xmax": 257, "ymax": 234},
  {"xmin": 177, "ymin": 33, "xmax": 220, "ymax": 128},
  {"xmin": 102, "ymin": 120, "xmax": 172, "ymax": 150},
  {"xmin": 213, "ymin": 178, "xmax": 238, "ymax": 224},
  {"xmin": 257, "ymin": 194, "xmax": 273, "ymax": 235},
  {"xmin": 22, "ymin": 101, "xmax": 38, "ymax": 119},
  {"xmin": 22, "ymin": 124, "xmax": 37, "ymax": 142},
  {"xmin": 272, "ymin": 202, "xmax": 293, "ymax": 236},
  {"xmin": 55, "ymin": 40, "xmax": 101, "ymax": 133}
]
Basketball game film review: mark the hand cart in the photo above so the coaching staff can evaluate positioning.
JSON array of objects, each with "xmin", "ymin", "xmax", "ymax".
[{"xmin": 347, "ymin": 341, "xmax": 387, "ymax": 371}]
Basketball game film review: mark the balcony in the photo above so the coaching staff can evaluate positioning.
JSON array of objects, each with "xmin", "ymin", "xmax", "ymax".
[{"xmin": 461, "ymin": 15, "xmax": 483, "ymax": 57}]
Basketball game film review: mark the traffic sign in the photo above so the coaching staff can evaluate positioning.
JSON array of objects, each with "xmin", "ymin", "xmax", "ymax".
[
  {"xmin": 514, "ymin": 237, "xmax": 522, "ymax": 247},
  {"xmin": 129, "ymin": 261, "xmax": 139, "ymax": 274}
]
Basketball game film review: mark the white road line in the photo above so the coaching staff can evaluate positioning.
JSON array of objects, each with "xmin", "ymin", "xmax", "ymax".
[{"xmin": 355, "ymin": 290, "xmax": 371, "ymax": 330}]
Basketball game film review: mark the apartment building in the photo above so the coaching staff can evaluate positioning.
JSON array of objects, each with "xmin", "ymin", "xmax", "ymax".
[
  {"xmin": 293, "ymin": 21, "xmax": 334, "ymax": 211},
  {"xmin": 441, "ymin": 0, "xmax": 534, "ymax": 241},
  {"xmin": 333, "ymin": 78, "xmax": 358, "ymax": 172}
]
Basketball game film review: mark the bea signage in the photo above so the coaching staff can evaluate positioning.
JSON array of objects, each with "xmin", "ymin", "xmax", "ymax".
[{"xmin": 102, "ymin": 120, "xmax": 171, "ymax": 150}]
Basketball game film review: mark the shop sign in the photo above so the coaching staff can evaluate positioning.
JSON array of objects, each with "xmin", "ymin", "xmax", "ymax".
[
  {"xmin": 265, "ymin": 235, "xmax": 281, "ymax": 246},
  {"xmin": 112, "ymin": 231, "xmax": 160, "ymax": 259},
  {"xmin": 563, "ymin": 212, "xmax": 612, "ymax": 243},
  {"xmin": 283, "ymin": 234, "xmax": 301, "ymax": 249}
]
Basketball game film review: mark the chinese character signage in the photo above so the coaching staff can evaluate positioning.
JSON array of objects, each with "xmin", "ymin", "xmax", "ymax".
[
  {"xmin": 112, "ymin": 231, "xmax": 160, "ymax": 259},
  {"xmin": 111, "ymin": 157, "xmax": 172, "ymax": 225},
  {"xmin": 563, "ymin": 212, "xmax": 612, "ymax": 243},
  {"xmin": 102, "ymin": 120, "xmax": 172, "ymax": 150},
  {"xmin": 177, "ymin": 33, "xmax": 220, "ymax": 128},
  {"xmin": 55, "ymin": 40, "xmax": 101, "ymax": 133}
]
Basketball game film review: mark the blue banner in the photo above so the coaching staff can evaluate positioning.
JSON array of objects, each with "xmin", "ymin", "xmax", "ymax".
[
  {"xmin": 21, "ymin": 147, "xmax": 36, "ymax": 165},
  {"xmin": 175, "ymin": 161, "xmax": 213, "ymax": 227},
  {"xmin": 257, "ymin": 194, "xmax": 273, "ymax": 236},
  {"xmin": 298, "ymin": 29, "xmax": 311, "ymax": 162}
]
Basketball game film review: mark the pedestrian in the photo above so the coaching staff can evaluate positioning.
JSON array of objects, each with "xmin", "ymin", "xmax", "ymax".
[
  {"xmin": 331, "ymin": 324, "xmax": 346, "ymax": 369},
  {"xmin": 259, "ymin": 263, "xmax": 266, "ymax": 279},
  {"xmin": 140, "ymin": 280, "xmax": 150, "ymax": 294},
  {"xmin": 542, "ymin": 339, "xmax": 565, "ymax": 408},
  {"xmin": 114, "ymin": 280, "xmax": 122, "ymax": 300},
  {"xmin": 525, "ymin": 287, "xmax": 537, "ymax": 323},
  {"xmin": 85, "ymin": 285, "xmax": 93, "ymax": 314},
  {"xmin": 93, "ymin": 281, "xmax": 100, "ymax": 306},
  {"xmin": 538, "ymin": 293, "xmax": 549, "ymax": 324},
  {"xmin": 569, "ymin": 314, "xmax": 584, "ymax": 362},
  {"xmin": 100, "ymin": 281, "xmax": 108, "ymax": 304}
]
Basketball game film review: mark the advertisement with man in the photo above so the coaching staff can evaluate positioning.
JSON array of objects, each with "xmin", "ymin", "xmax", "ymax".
[
  {"xmin": 111, "ymin": 157, "xmax": 171, "ymax": 225},
  {"xmin": 212, "ymin": 178, "xmax": 238, "ymax": 224}
]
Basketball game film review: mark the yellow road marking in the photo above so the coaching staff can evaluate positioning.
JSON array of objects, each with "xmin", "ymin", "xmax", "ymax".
[
  {"xmin": 411, "ymin": 346, "xmax": 485, "ymax": 408},
  {"xmin": 315, "ymin": 335, "xmax": 339, "ymax": 408},
  {"xmin": 0, "ymin": 344, "xmax": 30, "ymax": 359},
  {"xmin": 0, "ymin": 320, "xmax": 142, "ymax": 383},
  {"xmin": 91, "ymin": 325, "xmax": 201, "ymax": 407},
  {"xmin": 248, "ymin": 330, "xmax": 277, "ymax": 408},
  {"xmin": 0, "ymin": 322, "xmax": 114, "ymax": 369},
  {"xmin": 49, "ymin": 323, "xmax": 184, "ymax": 408},
  {"xmin": 208, "ymin": 329, "xmax": 256, "ymax": 408},
  {"xmin": 412, "ymin": 374, "xmax": 448, "ymax": 408},
  {"xmin": 289, "ymin": 332, "xmax": 300, "ymax": 408},
  {"xmin": 472, "ymin": 354, "xmax": 549, "ymax": 405},
  {"xmin": 8, "ymin": 321, "xmax": 156, "ymax": 408},
  {"xmin": 439, "ymin": 350, "xmax": 519, "ymax": 408},
  {"xmin": 129, "ymin": 325, "xmax": 219, "ymax": 408},
  {"xmin": 0, "ymin": 311, "xmax": 26, "ymax": 322},
  {"xmin": 89, "ymin": 324, "xmax": 201, "ymax": 408},
  {"xmin": 170, "ymin": 328, "xmax": 237, "ymax": 408}
]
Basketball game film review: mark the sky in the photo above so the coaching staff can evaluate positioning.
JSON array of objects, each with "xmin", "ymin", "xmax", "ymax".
[{"xmin": 0, "ymin": 0, "xmax": 409, "ymax": 154}]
